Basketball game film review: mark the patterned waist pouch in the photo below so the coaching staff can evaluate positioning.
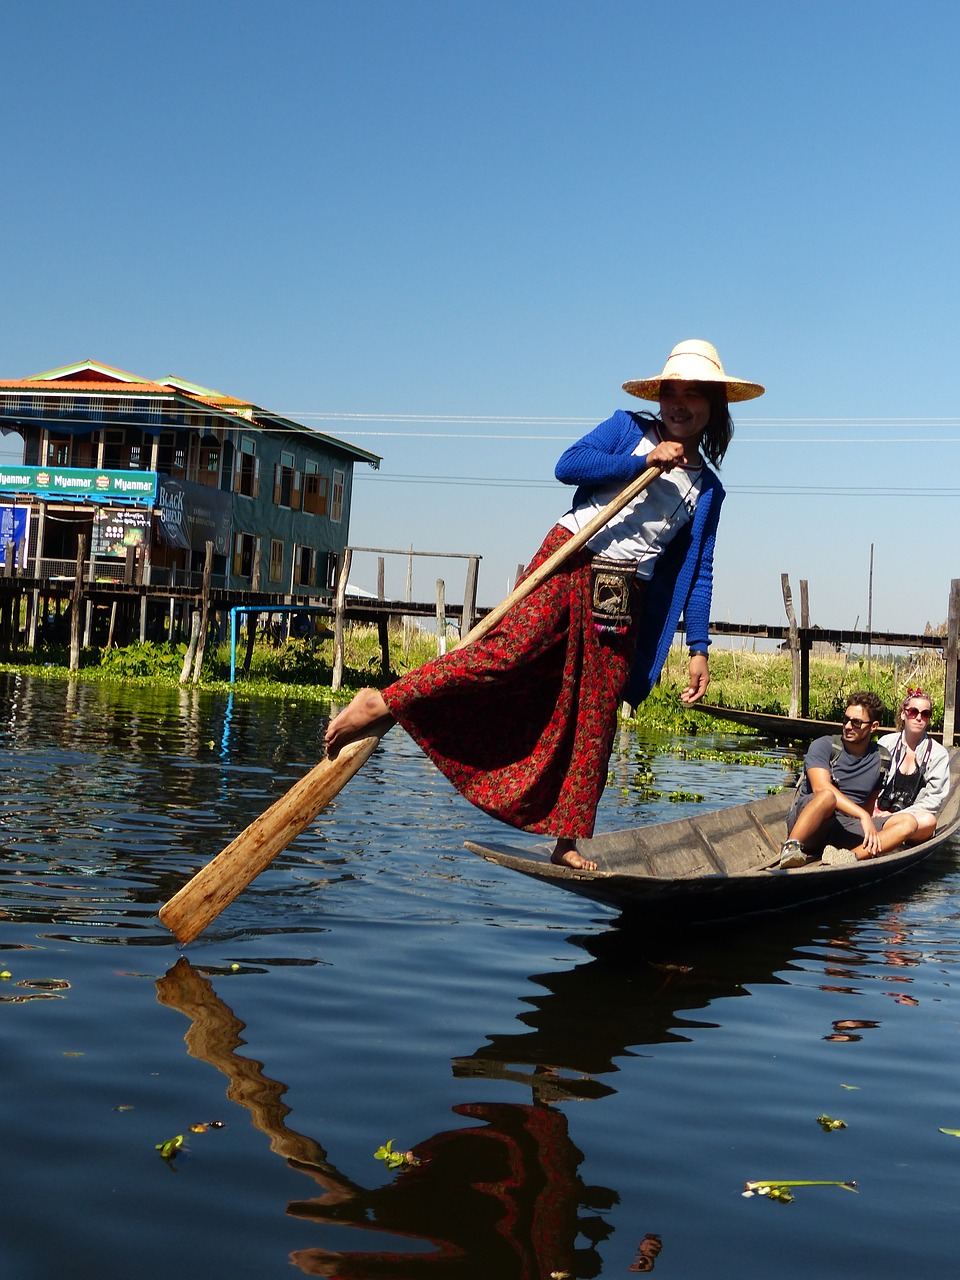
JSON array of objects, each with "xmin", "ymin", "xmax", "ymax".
[{"xmin": 590, "ymin": 557, "xmax": 640, "ymax": 634}]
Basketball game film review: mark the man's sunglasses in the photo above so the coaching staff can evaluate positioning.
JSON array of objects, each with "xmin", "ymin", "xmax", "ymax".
[
  {"xmin": 841, "ymin": 714, "xmax": 873, "ymax": 729},
  {"xmin": 904, "ymin": 706, "xmax": 932, "ymax": 721}
]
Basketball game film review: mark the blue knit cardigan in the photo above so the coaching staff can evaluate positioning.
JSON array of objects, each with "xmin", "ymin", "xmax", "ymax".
[{"xmin": 554, "ymin": 409, "xmax": 725, "ymax": 707}]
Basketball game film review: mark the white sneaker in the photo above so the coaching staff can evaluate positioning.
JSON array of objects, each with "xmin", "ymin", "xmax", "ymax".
[
  {"xmin": 779, "ymin": 840, "xmax": 807, "ymax": 869},
  {"xmin": 821, "ymin": 845, "xmax": 858, "ymax": 866}
]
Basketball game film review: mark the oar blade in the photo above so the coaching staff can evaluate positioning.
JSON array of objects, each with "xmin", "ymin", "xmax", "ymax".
[{"xmin": 159, "ymin": 728, "xmax": 387, "ymax": 944}]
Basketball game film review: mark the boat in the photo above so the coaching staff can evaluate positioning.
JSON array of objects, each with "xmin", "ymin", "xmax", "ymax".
[
  {"xmin": 464, "ymin": 748, "xmax": 960, "ymax": 924},
  {"xmin": 696, "ymin": 704, "xmax": 960, "ymax": 746},
  {"xmin": 694, "ymin": 704, "xmax": 846, "ymax": 739}
]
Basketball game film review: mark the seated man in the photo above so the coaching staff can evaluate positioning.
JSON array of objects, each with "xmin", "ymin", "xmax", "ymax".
[{"xmin": 779, "ymin": 690, "xmax": 918, "ymax": 868}]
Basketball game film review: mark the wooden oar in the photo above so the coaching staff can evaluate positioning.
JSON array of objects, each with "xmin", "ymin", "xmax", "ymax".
[{"xmin": 159, "ymin": 462, "xmax": 663, "ymax": 944}]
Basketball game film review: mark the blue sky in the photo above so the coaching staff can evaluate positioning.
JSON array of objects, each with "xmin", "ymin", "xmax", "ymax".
[{"xmin": 4, "ymin": 0, "xmax": 960, "ymax": 634}]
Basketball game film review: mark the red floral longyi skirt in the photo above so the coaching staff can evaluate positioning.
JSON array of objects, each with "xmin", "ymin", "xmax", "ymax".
[{"xmin": 382, "ymin": 525, "xmax": 642, "ymax": 839}]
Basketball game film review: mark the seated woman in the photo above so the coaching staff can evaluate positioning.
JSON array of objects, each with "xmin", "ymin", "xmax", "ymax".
[{"xmin": 873, "ymin": 687, "xmax": 950, "ymax": 847}]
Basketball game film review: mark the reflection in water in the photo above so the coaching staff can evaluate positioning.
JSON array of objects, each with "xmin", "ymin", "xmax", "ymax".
[
  {"xmin": 157, "ymin": 959, "xmax": 619, "ymax": 1279},
  {"xmin": 155, "ymin": 891, "xmax": 947, "ymax": 1276}
]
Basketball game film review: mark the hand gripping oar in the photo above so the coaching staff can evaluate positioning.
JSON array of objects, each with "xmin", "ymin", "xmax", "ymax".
[{"xmin": 159, "ymin": 462, "xmax": 663, "ymax": 944}]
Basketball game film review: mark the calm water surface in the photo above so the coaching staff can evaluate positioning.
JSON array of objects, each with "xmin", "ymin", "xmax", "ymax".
[{"xmin": 3, "ymin": 673, "xmax": 960, "ymax": 1279}]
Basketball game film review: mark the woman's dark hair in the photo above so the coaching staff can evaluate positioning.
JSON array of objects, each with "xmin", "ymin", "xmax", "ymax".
[{"xmin": 699, "ymin": 382, "xmax": 734, "ymax": 468}]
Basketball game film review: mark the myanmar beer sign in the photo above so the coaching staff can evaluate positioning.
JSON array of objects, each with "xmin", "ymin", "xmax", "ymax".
[{"xmin": 0, "ymin": 465, "xmax": 158, "ymax": 505}]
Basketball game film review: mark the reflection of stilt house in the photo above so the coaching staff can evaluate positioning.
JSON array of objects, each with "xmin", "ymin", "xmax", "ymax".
[{"xmin": 0, "ymin": 359, "xmax": 380, "ymax": 607}]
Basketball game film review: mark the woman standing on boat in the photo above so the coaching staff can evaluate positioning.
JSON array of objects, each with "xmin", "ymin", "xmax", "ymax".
[
  {"xmin": 874, "ymin": 688, "xmax": 950, "ymax": 844},
  {"xmin": 326, "ymin": 340, "xmax": 764, "ymax": 869}
]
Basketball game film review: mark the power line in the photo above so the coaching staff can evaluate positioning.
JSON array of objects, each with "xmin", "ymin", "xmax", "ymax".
[
  {"xmin": 353, "ymin": 472, "xmax": 960, "ymax": 498},
  {"xmin": 286, "ymin": 410, "xmax": 960, "ymax": 425}
]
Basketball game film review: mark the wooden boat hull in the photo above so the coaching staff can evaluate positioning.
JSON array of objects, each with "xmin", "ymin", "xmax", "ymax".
[
  {"xmin": 465, "ymin": 750, "xmax": 960, "ymax": 924},
  {"xmin": 694, "ymin": 704, "xmax": 845, "ymax": 739}
]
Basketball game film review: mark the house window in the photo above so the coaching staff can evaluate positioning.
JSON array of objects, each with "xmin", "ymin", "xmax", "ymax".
[
  {"xmin": 331, "ymin": 469, "xmax": 344, "ymax": 523},
  {"xmin": 234, "ymin": 437, "xmax": 259, "ymax": 498},
  {"xmin": 233, "ymin": 532, "xmax": 256, "ymax": 579},
  {"xmin": 302, "ymin": 472, "xmax": 328, "ymax": 516},
  {"xmin": 156, "ymin": 430, "xmax": 188, "ymax": 476},
  {"xmin": 46, "ymin": 433, "xmax": 71, "ymax": 466},
  {"xmin": 273, "ymin": 450, "xmax": 300, "ymax": 509},
  {"xmin": 103, "ymin": 429, "xmax": 126, "ymax": 469},
  {"xmin": 268, "ymin": 539, "xmax": 284, "ymax": 583},
  {"xmin": 293, "ymin": 545, "xmax": 317, "ymax": 587},
  {"xmin": 198, "ymin": 436, "xmax": 220, "ymax": 486}
]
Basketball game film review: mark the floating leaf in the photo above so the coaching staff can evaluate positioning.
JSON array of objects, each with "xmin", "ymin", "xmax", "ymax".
[
  {"xmin": 374, "ymin": 1139, "xmax": 417, "ymax": 1170},
  {"xmin": 938, "ymin": 1128, "xmax": 960, "ymax": 1137},
  {"xmin": 156, "ymin": 1134, "xmax": 185, "ymax": 1161},
  {"xmin": 839, "ymin": 1084, "xmax": 860, "ymax": 1091},
  {"xmin": 743, "ymin": 1178, "xmax": 858, "ymax": 1204},
  {"xmin": 113, "ymin": 1104, "xmax": 134, "ymax": 1112},
  {"xmin": 816, "ymin": 1114, "xmax": 848, "ymax": 1131}
]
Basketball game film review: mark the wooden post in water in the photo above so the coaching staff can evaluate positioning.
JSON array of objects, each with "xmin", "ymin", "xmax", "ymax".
[
  {"xmin": 331, "ymin": 549, "xmax": 352, "ymax": 692},
  {"xmin": 376, "ymin": 556, "xmax": 390, "ymax": 676},
  {"xmin": 180, "ymin": 611, "xmax": 201, "ymax": 683},
  {"xmin": 943, "ymin": 579, "xmax": 960, "ymax": 745},
  {"xmin": 69, "ymin": 536, "xmax": 86, "ymax": 672},
  {"xmin": 435, "ymin": 578, "xmax": 446, "ymax": 656},
  {"xmin": 191, "ymin": 541, "xmax": 214, "ymax": 684},
  {"xmin": 27, "ymin": 588, "xmax": 39, "ymax": 650},
  {"xmin": 462, "ymin": 555, "xmax": 479, "ymax": 637},
  {"xmin": 781, "ymin": 573, "xmax": 800, "ymax": 719},
  {"xmin": 799, "ymin": 578, "xmax": 810, "ymax": 718},
  {"xmin": 242, "ymin": 610, "xmax": 259, "ymax": 676},
  {"xmin": 402, "ymin": 546, "xmax": 413, "ymax": 661}
]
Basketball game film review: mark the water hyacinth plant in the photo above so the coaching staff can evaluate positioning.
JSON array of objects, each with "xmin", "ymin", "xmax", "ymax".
[{"xmin": 742, "ymin": 1178, "xmax": 858, "ymax": 1204}]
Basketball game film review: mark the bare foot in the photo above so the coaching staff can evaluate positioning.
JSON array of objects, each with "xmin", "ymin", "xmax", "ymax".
[
  {"xmin": 550, "ymin": 839, "xmax": 598, "ymax": 871},
  {"xmin": 325, "ymin": 689, "xmax": 394, "ymax": 758}
]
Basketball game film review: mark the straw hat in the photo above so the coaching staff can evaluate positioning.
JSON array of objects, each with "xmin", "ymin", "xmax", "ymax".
[{"xmin": 622, "ymin": 340, "xmax": 764, "ymax": 402}]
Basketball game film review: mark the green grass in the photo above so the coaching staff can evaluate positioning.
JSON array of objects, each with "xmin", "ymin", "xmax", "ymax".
[
  {"xmin": 686, "ymin": 644, "xmax": 945, "ymax": 727},
  {"xmin": 0, "ymin": 626, "xmax": 946, "ymax": 732}
]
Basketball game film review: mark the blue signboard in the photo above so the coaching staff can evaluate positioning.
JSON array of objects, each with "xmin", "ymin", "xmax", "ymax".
[{"xmin": 0, "ymin": 504, "xmax": 27, "ymax": 546}]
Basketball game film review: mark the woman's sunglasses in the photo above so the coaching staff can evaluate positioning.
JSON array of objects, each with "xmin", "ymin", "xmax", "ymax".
[{"xmin": 904, "ymin": 706, "xmax": 932, "ymax": 721}]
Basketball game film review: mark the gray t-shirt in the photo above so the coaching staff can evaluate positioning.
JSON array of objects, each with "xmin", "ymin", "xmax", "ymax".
[{"xmin": 799, "ymin": 734, "xmax": 884, "ymax": 832}]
